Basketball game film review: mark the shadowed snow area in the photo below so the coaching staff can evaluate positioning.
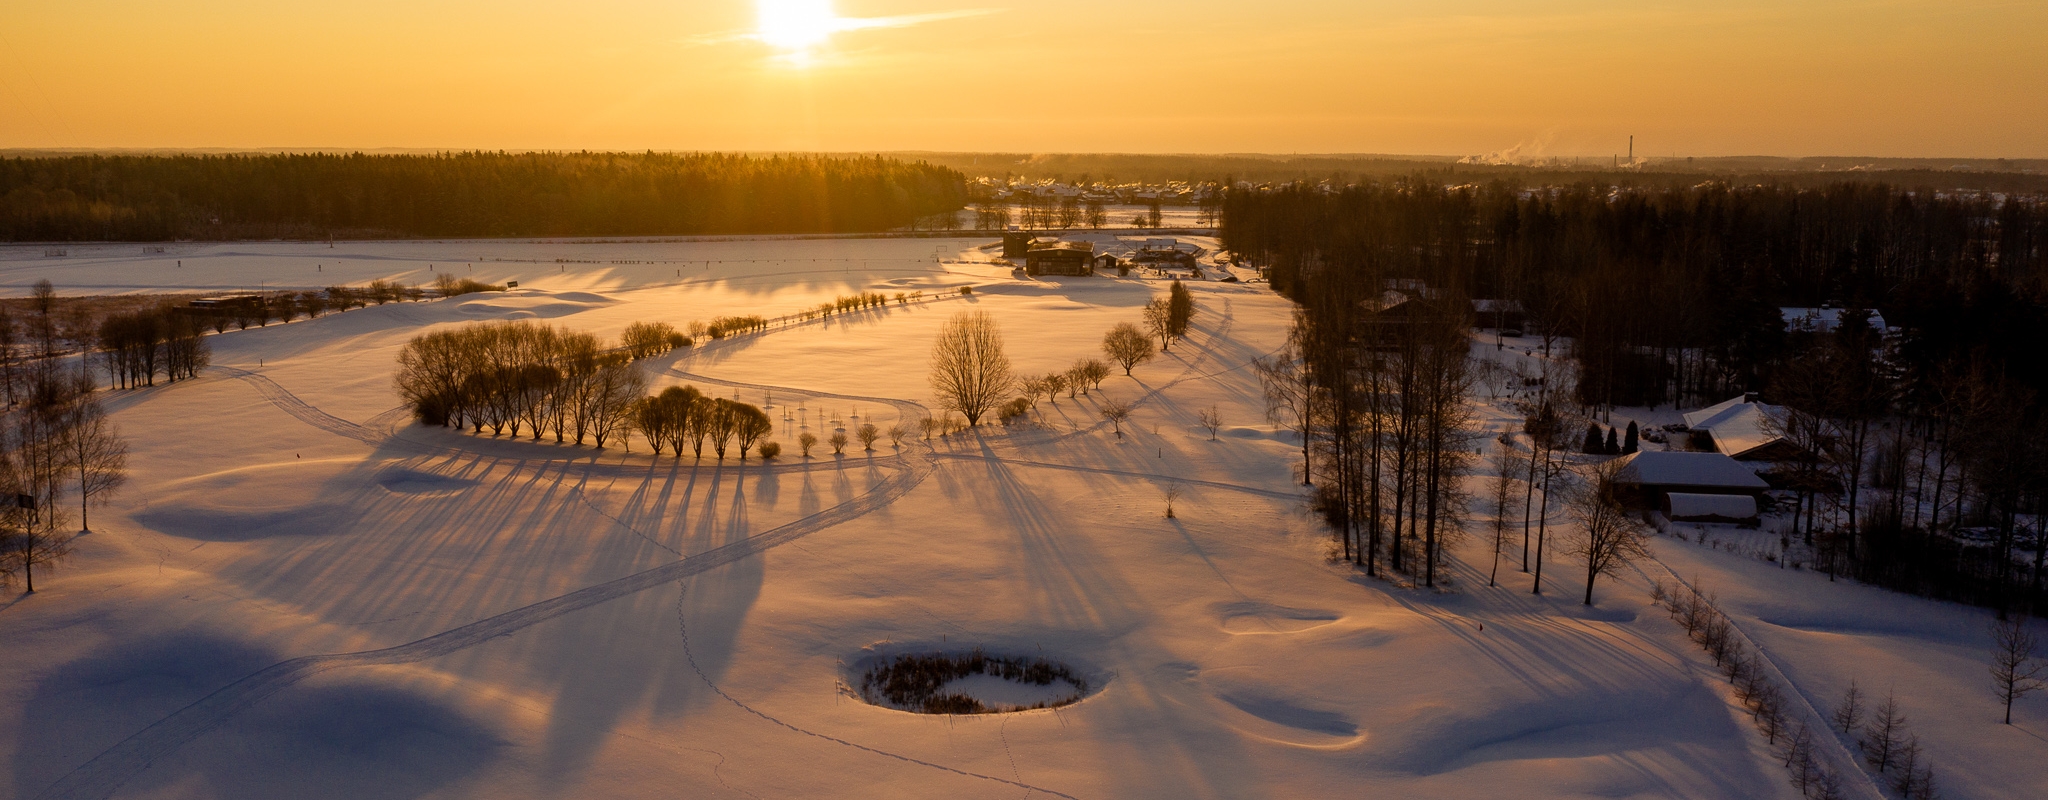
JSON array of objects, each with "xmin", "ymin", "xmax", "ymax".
[{"xmin": 0, "ymin": 237, "xmax": 2040, "ymax": 800}]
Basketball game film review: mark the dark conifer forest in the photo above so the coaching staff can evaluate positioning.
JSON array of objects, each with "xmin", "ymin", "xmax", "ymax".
[{"xmin": 0, "ymin": 151, "xmax": 967, "ymax": 241}]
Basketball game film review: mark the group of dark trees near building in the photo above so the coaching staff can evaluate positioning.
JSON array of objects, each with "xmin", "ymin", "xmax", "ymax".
[
  {"xmin": 1255, "ymin": 275, "xmax": 1476, "ymax": 589},
  {"xmin": 1226, "ymin": 178, "xmax": 2048, "ymax": 613},
  {"xmin": 633, "ymin": 385, "xmax": 774, "ymax": 461},
  {"xmin": 0, "ymin": 152, "xmax": 967, "ymax": 240}
]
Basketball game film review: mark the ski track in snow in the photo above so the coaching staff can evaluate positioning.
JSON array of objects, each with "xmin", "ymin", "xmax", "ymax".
[{"xmin": 42, "ymin": 316, "xmax": 1101, "ymax": 800}]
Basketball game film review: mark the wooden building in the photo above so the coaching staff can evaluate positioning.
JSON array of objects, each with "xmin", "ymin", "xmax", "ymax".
[{"xmin": 1025, "ymin": 242, "xmax": 1095, "ymax": 276}]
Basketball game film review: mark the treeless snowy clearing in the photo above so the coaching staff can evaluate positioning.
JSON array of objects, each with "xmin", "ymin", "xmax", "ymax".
[{"xmin": 0, "ymin": 237, "xmax": 2040, "ymax": 799}]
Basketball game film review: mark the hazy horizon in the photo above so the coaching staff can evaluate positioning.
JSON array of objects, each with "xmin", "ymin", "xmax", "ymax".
[{"xmin": 5, "ymin": 1, "xmax": 2044, "ymax": 158}]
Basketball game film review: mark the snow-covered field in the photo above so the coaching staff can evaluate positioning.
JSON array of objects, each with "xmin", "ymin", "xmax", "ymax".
[{"xmin": 0, "ymin": 238, "xmax": 2040, "ymax": 799}]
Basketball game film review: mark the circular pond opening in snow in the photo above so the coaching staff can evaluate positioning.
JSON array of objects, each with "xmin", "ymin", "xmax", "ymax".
[{"xmin": 852, "ymin": 649, "xmax": 1095, "ymax": 715}]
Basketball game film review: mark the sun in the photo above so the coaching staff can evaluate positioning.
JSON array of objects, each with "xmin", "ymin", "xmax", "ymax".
[{"xmin": 756, "ymin": 0, "xmax": 843, "ymax": 52}]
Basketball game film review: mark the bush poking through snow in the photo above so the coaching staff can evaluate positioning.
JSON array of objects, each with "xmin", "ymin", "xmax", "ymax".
[
  {"xmin": 856, "ymin": 650, "xmax": 1089, "ymax": 715},
  {"xmin": 797, "ymin": 431, "xmax": 818, "ymax": 457},
  {"xmin": 757, "ymin": 441, "xmax": 781, "ymax": 460},
  {"xmin": 856, "ymin": 423, "xmax": 880, "ymax": 451},
  {"xmin": 886, "ymin": 424, "xmax": 906, "ymax": 447},
  {"xmin": 828, "ymin": 431, "xmax": 848, "ymax": 454},
  {"xmin": 998, "ymin": 398, "xmax": 1032, "ymax": 426}
]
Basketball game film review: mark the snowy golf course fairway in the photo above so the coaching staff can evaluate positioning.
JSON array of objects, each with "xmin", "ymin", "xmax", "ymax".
[{"xmin": 1, "ymin": 238, "xmax": 2040, "ymax": 799}]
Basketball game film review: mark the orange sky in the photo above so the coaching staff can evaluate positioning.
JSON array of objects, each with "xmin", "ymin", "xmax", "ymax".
[{"xmin": 3, "ymin": 0, "xmax": 2044, "ymax": 157}]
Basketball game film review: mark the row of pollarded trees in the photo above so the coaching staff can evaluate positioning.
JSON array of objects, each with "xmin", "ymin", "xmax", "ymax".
[
  {"xmin": 395, "ymin": 320, "xmax": 645, "ymax": 446},
  {"xmin": 633, "ymin": 385, "xmax": 774, "ymax": 460},
  {"xmin": 1, "ymin": 369, "xmax": 129, "ymax": 594},
  {"xmin": 395, "ymin": 320, "xmax": 782, "ymax": 459}
]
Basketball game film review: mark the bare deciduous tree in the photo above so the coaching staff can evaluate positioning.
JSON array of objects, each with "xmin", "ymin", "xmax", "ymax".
[
  {"xmin": 1164, "ymin": 482, "xmax": 1184, "ymax": 519},
  {"xmin": 886, "ymin": 425, "xmax": 906, "ymax": 448},
  {"xmin": 1567, "ymin": 458, "xmax": 1647, "ymax": 605},
  {"xmin": 797, "ymin": 431, "xmax": 818, "ymax": 457},
  {"xmin": 64, "ymin": 383, "xmax": 126, "ymax": 532},
  {"xmin": 829, "ymin": 430, "xmax": 848, "ymax": 454},
  {"xmin": 1196, "ymin": 405, "xmax": 1222, "ymax": 441},
  {"xmin": 1991, "ymin": 615, "xmax": 2045, "ymax": 724},
  {"xmin": 1833, "ymin": 680, "xmax": 1865, "ymax": 734},
  {"xmin": 1100, "ymin": 399, "xmax": 1132, "ymax": 439},
  {"xmin": 1488, "ymin": 437, "xmax": 1525, "ymax": 587},
  {"xmin": 1862, "ymin": 691, "xmax": 1908, "ymax": 773},
  {"xmin": 1102, "ymin": 323, "xmax": 1155, "ymax": 375},
  {"xmin": 1253, "ymin": 348, "xmax": 1311, "ymax": 485},
  {"xmin": 1142, "ymin": 297, "xmax": 1174, "ymax": 350},
  {"xmin": 929, "ymin": 311, "xmax": 1013, "ymax": 426},
  {"xmin": 856, "ymin": 423, "xmax": 880, "ymax": 451}
]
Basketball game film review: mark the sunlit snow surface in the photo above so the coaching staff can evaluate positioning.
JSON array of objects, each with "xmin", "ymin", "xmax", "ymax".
[{"xmin": 0, "ymin": 236, "xmax": 2039, "ymax": 800}]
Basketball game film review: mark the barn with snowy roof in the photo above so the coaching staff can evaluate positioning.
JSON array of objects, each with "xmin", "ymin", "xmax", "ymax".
[
  {"xmin": 1608, "ymin": 450, "xmax": 1770, "ymax": 510},
  {"xmin": 1681, "ymin": 394, "xmax": 1811, "ymax": 462}
]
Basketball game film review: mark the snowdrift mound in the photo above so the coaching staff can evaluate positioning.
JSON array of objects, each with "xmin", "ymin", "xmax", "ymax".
[
  {"xmin": 846, "ymin": 644, "xmax": 1104, "ymax": 715},
  {"xmin": 1215, "ymin": 601, "xmax": 1342, "ymax": 634},
  {"xmin": 133, "ymin": 461, "xmax": 361, "ymax": 541},
  {"xmin": 451, "ymin": 290, "xmax": 614, "ymax": 319}
]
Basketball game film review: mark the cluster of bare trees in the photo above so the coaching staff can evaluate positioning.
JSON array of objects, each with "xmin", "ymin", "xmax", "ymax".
[
  {"xmin": 394, "ymin": 320, "xmax": 645, "ymax": 447},
  {"xmin": 632, "ymin": 385, "xmax": 773, "ymax": 460},
  {"xmin": 1141, "ymin": 280, "xmax": 1195, "ymax": 350},
  {"xmin": 96, "ymin": 308, "xmax": 211, "ymax": 388},
  {"xmin": 1, "ymin": 371, "xmax": 128, "ymax": 594},
  {"xmin": 1827, "ymin": 681, "xmax": 1942, "ymax": 799},
  {"xmin": 620, "ymin": 321, "xmax": 690, "ymax": 360},
  {"xmin": 1020, "ymin": 359, "xmax": 1110, "ymax": 407},
  {"xmin": 810, "ymin": 292, "xmax": 916, "ymax": 320},
  {"xmin": 1262, "ymin": 279, "xmax": 1477, "ymax": 587},
  {"xmin": 704, "ymin": 315, "xmax": 770, "ymax": 339}
]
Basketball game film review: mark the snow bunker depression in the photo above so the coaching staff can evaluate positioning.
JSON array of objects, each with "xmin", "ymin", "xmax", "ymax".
[{"xmin": 850, "ymin": 647, "xmax": 1098, "ymax": 715}]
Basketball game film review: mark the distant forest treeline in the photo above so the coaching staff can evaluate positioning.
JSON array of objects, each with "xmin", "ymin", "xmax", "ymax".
[
  {"xmin": 0, "ymin": 152, "xmax": 967, "ymax": 241},
  {"xmin": 888, "ymin": 152, "xmax": 2048, "ymax": 192},
  {"xmin": 1223, "ymin": 180, "xmax": 2048, "ymax": 406}
]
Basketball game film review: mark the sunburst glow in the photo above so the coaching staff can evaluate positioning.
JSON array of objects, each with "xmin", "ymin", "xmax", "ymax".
[{"xmin": 756, "ymin": 0, "xmax": 842, "ymax": 52}]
